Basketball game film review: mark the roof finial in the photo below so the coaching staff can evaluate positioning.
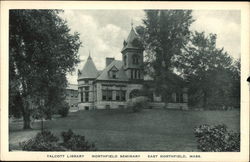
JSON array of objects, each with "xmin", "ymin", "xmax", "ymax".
[
  {"xmin": 131, "ymin": 19, "xmax": 134, "ymax": 28},
  {"xmin": 88, "ymin": 50, "xmax": 91, "ymax": 59}
]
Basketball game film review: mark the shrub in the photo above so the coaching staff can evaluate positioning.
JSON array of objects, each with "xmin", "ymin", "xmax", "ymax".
[
  {"xmin": 61, "ymin": 129, "xmax": 96, "ymax": 151},
  {"xmin": 20, "ymin": 130, "xmax": 66, "ymax": 151},
  {"xmin": 20, "ymin": 129, "xmax": 97, "ymax": 151},
  {"xmin": 194, "ymin": 124, "xmax": 240, "ymax": 152},
  {"xmin": 131, "ymin": 101, "xmax": 143, "ymax": 112},
  {"xmin": 61, "ymin": 129, "xmax": 74, "ymax": 143},
  {"xmin": 57, "ymin": 102, "xmax": 70, "ymax": 117},
  {"xmin": 127, "ymin": 96, "xmax": 148, "ymax": 112}
]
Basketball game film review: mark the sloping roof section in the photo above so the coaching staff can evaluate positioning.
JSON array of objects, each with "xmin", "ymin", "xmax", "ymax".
[
  {"xmin": 97, "ymin": 70, "xmax": 103, "ymax": 76},
  {"xmin": 121, "ymin": 27, "xmax": 141, "ymax": 52},
  {"xmin": 97, "ymin": 60, "xmax": 128, "ymax": 81},
  {"xmin": 144, "ymin": 70, "xmax": 187, "ymax": 88},
  {"xmin": 78, "ymin": 55, "xmax": 99, "ymax": 80}
]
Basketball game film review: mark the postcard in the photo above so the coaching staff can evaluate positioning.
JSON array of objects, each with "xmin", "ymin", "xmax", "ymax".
[{"xmin": 0, "ymin": 1, "xmax": 249, "ymax": 161}]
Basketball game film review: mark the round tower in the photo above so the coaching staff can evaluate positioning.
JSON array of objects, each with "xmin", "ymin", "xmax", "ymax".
[{"xmin": 77, "ymin": 54, "xmax": 98, "ymax": 110}]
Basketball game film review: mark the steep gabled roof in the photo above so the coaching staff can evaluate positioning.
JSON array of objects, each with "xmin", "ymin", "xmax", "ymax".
[
  {"xmin": 144, "ymin": 68, "xmax": 187, "ymax": 89},
  {"xmin": 78, "ymin": 55, "xmax": 99, "ymax": 80},
  {"xmin": 121, "ymin": 27, "xmax": 141, "ymax": 52},
  {"xmin": 126, "ymin": 27, "xmax": 137, "ymax": 44},
  {"xmin": 96, "ymin": 60, "xmax": 128, "ymax": 81}
]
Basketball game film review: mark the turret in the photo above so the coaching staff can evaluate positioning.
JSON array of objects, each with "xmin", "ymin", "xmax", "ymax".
[
  {"xmin": 121, "ymin": 26, "xmax": 144, "ymax": 80},
  {"xmin": 77, "ymin": 53, "xmax": 98, "ymax": 107}
]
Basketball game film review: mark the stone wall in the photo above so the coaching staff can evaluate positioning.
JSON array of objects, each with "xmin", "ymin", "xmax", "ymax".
[
  {"xmin": 126, "ymin": 83, "xmax": 143, "ymax": 99},
  {"xmin": 149, "ymin": 102, "xmax": 165, "ymax": 109},
  {"xmin": 95, "ymin": 101, "xmax": 127, "ymax": 109},
  {"xmin": 93, "ymin": 81, "xmax": 143, "ymax": 109},
  {"xmin": 77, "ymin": 79, "xmax": 189, "ymax": 110},
  {"xmin": 166, "ymin": 103, "xmax": 188, "ymax": 110},
  {"xmin": 78, "ymin": 79, "xmax": 95, "ymax": 110}
]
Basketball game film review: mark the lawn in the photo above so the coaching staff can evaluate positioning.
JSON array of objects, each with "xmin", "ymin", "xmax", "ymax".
[{"xmin": 9, "ymin": 109, "xmax": 240, "ymax": 151}]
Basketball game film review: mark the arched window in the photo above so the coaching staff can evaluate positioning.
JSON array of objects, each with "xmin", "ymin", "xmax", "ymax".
[
  {"xmin": 138, "ymin": 70, "xmax": 141, "ymax": 79},
  {"xmin": 129, "ymin": 89, "xmax": 140, "ymax": 99},
  {"xmin": 134, "ymin": 69, "xmax": 137, "ymax": 79},
  {"xmin": 132, "ymin": 54, "xmax": 139, "ymax": 64},
  {"xmin": 124, "ymin": 55, "xmax": 127, "ymax": 66}
]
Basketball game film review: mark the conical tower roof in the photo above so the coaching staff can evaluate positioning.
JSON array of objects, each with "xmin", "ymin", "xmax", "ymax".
[
  {"xmin": 126, "ymin": 27, "xmax": 138, "ymax": 44},
  {"xmin": 78, "ymin": 55, "xmax": 98, "ymax": 80},
  {"xmin": 121, "ymin": 27, "xmax": 141, "ymax": 52}
]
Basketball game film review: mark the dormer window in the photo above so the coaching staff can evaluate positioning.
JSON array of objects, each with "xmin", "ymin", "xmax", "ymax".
[
  {"xmin": 108, "ymin": 66, "xmax": 119, "ymax": 79},
  {"xmin": 111, "ymin": 71, "xmax": 117, "ymax": 79}
]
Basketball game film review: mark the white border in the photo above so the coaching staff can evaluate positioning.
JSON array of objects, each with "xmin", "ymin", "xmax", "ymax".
[{"xmin": 1, "ymin": 1, "xmax": 249, "ymax": 161}]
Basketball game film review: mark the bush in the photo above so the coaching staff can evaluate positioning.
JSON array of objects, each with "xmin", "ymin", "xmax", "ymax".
[
  {"xmin": 61, "ymin": 129, "xmax": 74, "ymax": 143},
  {"xmin": 131, "ymin": 101, "xmax": 143, "ymax": 112},
  {"xmin": 57, "ymin": 102, "xmax": 70, "ymax": 117},
  {"xmin": 61, "ymin": 129, "xmax": 96, "ymax": 151},
  {"xmin": 20, "ymin": 130, "xmax": 66, "ymax": 151},
  {"xmin": 194, "ymin": 124, "xmax": 240, "ymax": 152},
  {"xmin": 20, "ymin": 129, "xmax": 97, "ymax": 151},
  {"xmin": 127, "ymin": 96, "xmax": 149, "ymax": 112}
]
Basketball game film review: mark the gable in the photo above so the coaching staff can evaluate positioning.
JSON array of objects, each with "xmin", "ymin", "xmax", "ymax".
[
  {"xmin": 97, "ymin": 60, "xmax": 128, "ymax": 81},
  {"xmin": 109, "ymin": 65, "xmax": 119, "ymax": 72}
]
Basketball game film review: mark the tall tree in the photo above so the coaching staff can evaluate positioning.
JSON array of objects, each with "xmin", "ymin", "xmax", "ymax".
[
  {"xmin": 175, "ymin": 31, "xmax": 239, "ymax": 108},
  {"xmin": 9, "ymin": 10, "xmax": 81, "ymax": 129},
  {"xmin": 228, "ymin": 58, "xmax": 240, "ymax": 108},
  {"xmin": 136, "ymin": 10, "xmax": 194, "ymax": 100}
]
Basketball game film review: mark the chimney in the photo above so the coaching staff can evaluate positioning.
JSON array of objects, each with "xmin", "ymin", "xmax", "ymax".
[{"xmin": 106, "ymin": 57, "xmax": 115, "ymax": 67}]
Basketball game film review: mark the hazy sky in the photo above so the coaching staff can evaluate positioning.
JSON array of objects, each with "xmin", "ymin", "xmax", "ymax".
[{"xmin": 59, "ymin": 10, "xmax": 241, "ymax": 84}]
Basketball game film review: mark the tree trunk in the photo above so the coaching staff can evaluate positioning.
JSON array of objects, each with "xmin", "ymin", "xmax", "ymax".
[
  {"xmin": 203, "ymin": 90, "xmax": 207, "ymax": 109},
  {"xmin": 22, "ymin": 96, "xmax": 32, "ymax": 130},
  {"xmin": 23, "ymin": 109, "xmax": 31, "ymax": 129},
  {"xmin": 46, "ymin": 112, "xmax": 52, "ymax": 120}
]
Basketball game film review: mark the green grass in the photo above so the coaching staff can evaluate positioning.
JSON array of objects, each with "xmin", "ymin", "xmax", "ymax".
[{"xmin": 9, "ymin": 109, "xmax": 240, "ymax": 151}]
